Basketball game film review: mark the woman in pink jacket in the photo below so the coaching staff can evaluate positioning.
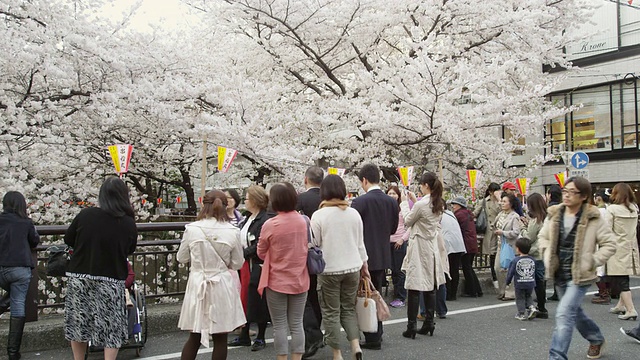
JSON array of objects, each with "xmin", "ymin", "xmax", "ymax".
[{"xmin": 258, "ymin": 182, "xmax": 310, "ymax": 360}]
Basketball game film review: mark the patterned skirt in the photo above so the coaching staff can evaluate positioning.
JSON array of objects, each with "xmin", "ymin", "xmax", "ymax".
[{"xmin": 64, "ymin": 275, "xmax": 127, "ymax": 348}]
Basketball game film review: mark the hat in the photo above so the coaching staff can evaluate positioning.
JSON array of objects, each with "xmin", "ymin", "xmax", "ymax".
[
  {"xmin": 502, "ymin": 182, "xmax": 517, "ymax": 191},
  {"xmin": 450, "ymin": 197, "xmax": 467, "ymax": 208}
]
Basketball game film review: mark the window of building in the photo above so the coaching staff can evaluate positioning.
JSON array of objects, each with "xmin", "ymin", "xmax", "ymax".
[
  {"xmin": 571, "ymin": 87, "xmax": 611, "ymax": 152},
  {"xmin": 545, "ymin": 95, "xmax": 568, "ymax": 154},
  {"xmin": 620, "ymin": 3, "xmax": 640, "ymax": 47}
]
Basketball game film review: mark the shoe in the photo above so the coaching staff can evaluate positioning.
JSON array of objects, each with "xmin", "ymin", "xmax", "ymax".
[
  {"xmin": 618, "ymin": 309, "xmax": 638, "ymax": 320},
  {"xmin": 501, "ymin": 296, "xmax": 515, "ymax": 301},
  {"xmin": 620, "ymin": 327, "xmax": 640, "ymax": 344},
  {"xmin": 591, "ymin": 296, "xmax": 611, "ymax": 305},
  {"xmin": 477, "ymin": 292, "xmax": 483, "ymax": 298},
  {"xmin": 536, "ymin": 310, "xmax": 549, "ymax": 319},
  {"xmin": 515, "ymin": 313, "xmax": 528, "ymax": 321},
  {"xmin": 354, "ymin": 351, "xmax": 363, "ymax": 360},
  {"xmin": 389, "ymin": 299, "xmax": 405, "ymax": 308},
  {"xmin": 251, "ymin": 339, "xmax": 266, "ymax": 351},
  {"xmin": 527, "ymin": 306, "xmax": 539, "ymax": 320},
  {"xmin": 417, "ymin": 322, "xmax": 435, "ymax": 336},
  {"xmin": 586, "ymin": 340, "xmax": 605, "ymax": 359},
  {"xmin": 547, "ymin": 293, "xmax": 559, "ymax": 301},
  {"xmin": 302, "ymin": 340, "xmax": 323, "ymax": 359},
  {"xmin": 402, "ymin": 323, "xmax": 417, "ymax": 339},
  {"xmin": 609, "ymin": 305, "xmax": 626, "ymax": 314},
  {"xmin": 460, "ymin": 293, "xmax": 477, "ymax": 298},
  {"xmin": 228, "ymin": 337, "xmax": 251, "ymax": 347},
  {"xmin": 437, "ymin": 313, "xmax": 447, "ymax": 319},
  {"xmin": 492, "ymin": 280, "xmax": 499, "ymax": 290},
  {"xmin": 359, "ymin": 341, "xmax": 381, "ymax": 350},
  {"xmin": 417, "ymin": 314, "xmax": 425, "ymax": 321}
]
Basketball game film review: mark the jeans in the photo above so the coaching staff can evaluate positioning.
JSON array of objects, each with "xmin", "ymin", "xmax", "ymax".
[
  {"xmin": 435, "ymin": 284, "xmax": 447, "ymax": 316},
  {"xmin": 265, "ymin": 288, "xmax": 307, "ymax": 355},
  {"xmin": 515, "ymin": 288, "xmax": 533, "ymax": 314},
  {"xmin": 0, "ymin": 266, "xmax": 32, "ymax": 317},
  {"xmin": 549, "ymin": 281, "xmax": 605, "ymax": 360},
  {"xmin": 390, "ymin": 242, "xmax": 407, "ymax": 301}
]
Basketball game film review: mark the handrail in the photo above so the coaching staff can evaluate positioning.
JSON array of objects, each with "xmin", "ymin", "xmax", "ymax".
[{"xmin": 35, "ymin": 221, "xmax": 189, "ymax": 236}]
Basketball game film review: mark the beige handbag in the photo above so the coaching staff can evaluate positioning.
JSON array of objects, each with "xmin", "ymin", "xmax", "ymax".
[{"xmin": 356, "ymin": 278, "xmax": 378, "ymax": 332}]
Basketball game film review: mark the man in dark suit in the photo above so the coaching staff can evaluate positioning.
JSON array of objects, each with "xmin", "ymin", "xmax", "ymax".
[
  {"xmin": 296, "ymin": 166, "xmax": 324, "ymax": 358},
  {"xmin": 351, "ymin": 164, "xmax": 399, "ymax": 350}
]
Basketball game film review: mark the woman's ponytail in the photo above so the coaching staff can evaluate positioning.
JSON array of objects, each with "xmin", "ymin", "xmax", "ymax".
[{"xmin": 420, "ymin": 172, "xmax": 445, "ymax": 215}]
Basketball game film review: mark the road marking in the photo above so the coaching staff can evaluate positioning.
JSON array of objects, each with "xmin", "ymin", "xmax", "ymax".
[{"xmin": 138, "ymin": 286, "xmax": 640, "ymax": 360}]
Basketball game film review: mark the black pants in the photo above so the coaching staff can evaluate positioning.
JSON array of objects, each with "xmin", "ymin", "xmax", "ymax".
[
  {"xmin": 461, "ymin": 253, "xmax": 482, "ymax": 296},
  {"xmin": 407, "ymin": 289, "xmax": 436, "ymax": 326},
  {"xmin": 446, "ymin": 253, "xmax": 462, "ymax": 300},
  {"xmin": 363, "ymin": 270, "xmax": 385, "ymax": 344},
  {"xmin": 489, "ymin": 254, "xmax": 497, "ymax": 281},
  {"xmin": 304, "ymin": 274, "xmax": 324, "ymax": 350}
]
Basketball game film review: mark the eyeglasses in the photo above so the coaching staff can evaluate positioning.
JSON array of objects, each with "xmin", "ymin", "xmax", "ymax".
[{"xmin": 562, "ymin": 189, "xmax": 581, "ymax": 196}]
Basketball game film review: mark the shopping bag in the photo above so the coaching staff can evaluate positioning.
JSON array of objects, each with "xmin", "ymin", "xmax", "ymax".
[
  {"xmin": 367, "ymin": 279, "xmax": 391, "ymax": 321},
  {"xmin": 355, "ymin": 278, "xmax": 378, "ymax": 332},
  {"xmin": 499, "ymin": 236, "xmax": 515, "ymax": 269}
]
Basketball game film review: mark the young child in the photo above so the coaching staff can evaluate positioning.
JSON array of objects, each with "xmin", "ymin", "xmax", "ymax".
[{"xmin": 506, "ymin": 238, "xmax": 538, "ymax": 320}]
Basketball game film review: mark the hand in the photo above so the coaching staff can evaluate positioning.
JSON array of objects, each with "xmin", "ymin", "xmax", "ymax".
[
  {"xmin": 401, "ymin": 190, "xmax": 408, "ymax": 202},
  {"xmin": 360, "ymin": 262, "xmax": 370, "ymax": 279},
  {"xmin": 521, "ymin": 216, "xmax": 529, "ymax": 226},
  {"xmin": 495, "ymin": 229, "xmax": 503, "ymax": 236},
  {"xmin": 394, "ymin": 239, "xmax": 404, "ymax": 249},
  {"xmin": 407, "ymin": 191, "xmax": 417, "ymax": 203}
]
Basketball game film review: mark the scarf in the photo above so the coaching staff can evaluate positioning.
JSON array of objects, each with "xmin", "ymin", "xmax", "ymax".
[{"xmin": 319, "ymin": 199, "xmax": 349, "ymax": 210}]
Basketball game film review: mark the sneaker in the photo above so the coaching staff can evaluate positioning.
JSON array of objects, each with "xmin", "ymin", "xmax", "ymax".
[
  {"xmin": 515, "ymin": 313, "xmax": 528, "ymax": 321},
  {"xmin": 389, "ymin": 299, "xmax": 405, "ymax": 308},
  {"xmin": 527, "ymin": 306, "xmax": 539, "ymax": 320},
  {"xmin": 620, "ymin": 327, "xmax": 640, "ymax": 344},
  {"xmin": 587, "ymin": 340, "xmax": 605, "ymax": 359},
  {"xmin": 251, "ymin": 339, "xmax": 266, "ymax": 351}
]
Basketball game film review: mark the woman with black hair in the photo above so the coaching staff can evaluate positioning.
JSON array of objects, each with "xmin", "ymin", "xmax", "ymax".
[
  {"xmin": 493, "ymin": 193, "xmax": 523, "ymax": 301},
  {"xmin": 223, "ymin": 189, "xmax": 244, "ymax": 228},
  {"xmin": 399, "ymin": 172, "xmax": 449, "ymax": 338},
  {"xmin": 474, "ymin": 182, "xmax": 501, "ymax": 290},
  {"xmin": 0, "ymin": 191, "xmax": 39, "ymax": 360},
  {"xmin": 64, "ymin": 177, "xmax": 138, "ymax": 360}
]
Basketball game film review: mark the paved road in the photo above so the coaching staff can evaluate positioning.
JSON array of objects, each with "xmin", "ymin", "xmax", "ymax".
[{"xmin": 24, "ymin": 281, "xmax": 640, "ymax": 360}]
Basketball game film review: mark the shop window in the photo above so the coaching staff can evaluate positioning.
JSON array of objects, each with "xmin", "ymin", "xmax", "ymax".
[
  {"xmin": 612, "ymin": 83, "xmax": 638, "ymax": 149},
  {"xmin": 545, "ymin": 95, "xmax": 568, "ymax": 155},
  {"xmin": 571, "ymin": 87, "xmax": 611, "ymax": 153},
  {"xmin": 620, "ymin": 3, "xmax": 640, "ymax": 47}
]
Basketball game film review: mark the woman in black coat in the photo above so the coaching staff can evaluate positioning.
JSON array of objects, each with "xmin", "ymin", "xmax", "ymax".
[
  {"xmin": 0, "ymin": 191, "xmax": 40, "ymax": 360},
  {"xmin": 228, "ymin": 185, "xmax": 273, "ymax": 352}
]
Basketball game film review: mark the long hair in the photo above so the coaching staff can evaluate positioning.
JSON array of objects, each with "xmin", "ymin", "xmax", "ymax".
[
  {"xmin": 420, "ymin": 172, "xmax": 444, "ymax": 215},
  {"xmin": 610, "ymin": 183, "xmax": 636, "ymax": 212},
  {"xmin": 2, "ymin": 191, "xmax": 28, "ymax": 219},
  {"xmin": 485, "ymin": 182, "xmax": 501, "ymax": 199},
  {"xmin": 386, "ymin": 185, "xmax": 402, "ymax": 206},
  {"xmin": 527, "ymin": 193, "xmax": 547, "ymax": 224},
  {"xmin": 98, "ymin": 176, "xmax": 135, "ymax": 218},
  {"xmin": 197, "ymin": 190, "xmax": 229, "ymax": 221}
]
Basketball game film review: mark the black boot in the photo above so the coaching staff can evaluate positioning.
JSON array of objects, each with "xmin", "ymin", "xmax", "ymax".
[
  {"xmin": 403, "ymin": 290, "xmax": 419, "ymax": 339},
  {"xmin": 0, "ymin": 293, "xmax": 10, "ymax": 315},
  {"xmin": 417, "ymin": 290, "xmax": 436, "ymax": 336},
  {"xmin": 8, "ymin": 316, "xmax": 25, "ymax": 360},
  {"xmin": 535, "ymin": 280, "xmax": 548, "ymax": 318}
]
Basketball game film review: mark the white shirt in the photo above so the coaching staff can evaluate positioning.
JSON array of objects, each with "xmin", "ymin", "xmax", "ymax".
[
  {"xmin": 367, "ymin": 185, "xmax": 381, "ymax": 192},
  {"xmin": 240, "ymin": 214, "xmax": 256, "ymax": 248}
]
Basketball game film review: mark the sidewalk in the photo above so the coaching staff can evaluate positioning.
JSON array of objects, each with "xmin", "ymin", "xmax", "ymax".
[{"xmin": 0, "ymin": 271, "xmax": 498, "ymax": 353}]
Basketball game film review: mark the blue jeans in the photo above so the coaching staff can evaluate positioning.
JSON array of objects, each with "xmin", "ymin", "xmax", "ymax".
[
  {"xmin": 435, "ymin": 284, "xmax": 447, "ymax": 316},
  {"xmin": 549, "ymin": 281, "xmax": 604, "ymax": 360},
  {"xmin": 0, "ymin": 266, "xmax": 32, "ymax": 317}
]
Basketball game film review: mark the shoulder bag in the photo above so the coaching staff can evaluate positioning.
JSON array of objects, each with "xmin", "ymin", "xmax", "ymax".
[
  {"xmin": 475, "ymin": 199, "xmax": 488, "ymax": 234},
  {"xmin": 46, "ymin": 245, "xmax": 72, "ymax": 277},
  {"xmin": 303, "ymin": 215, "xmax": 326, "ymax": 275}
]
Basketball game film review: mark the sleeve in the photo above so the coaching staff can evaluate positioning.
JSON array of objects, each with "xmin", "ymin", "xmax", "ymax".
[
  {"xmin": 351, "ymin": 197, "xmax": 364, "ymax": 216},
  {"xmin": 128, "ymin": 221, "xmax": 138, "ymax": 255},
  {"xmin": 64, "ymin": 212, "xmax": 81, "ymax": 248},
  {"xmin": 228, "ymin": 230, "xmax": 244, "ymax": 271},
  {"xmin": 28, "ymin": 222, "xmax": 40, "ymax": 248},
  {"xmin": 473, "ymin": 199, "xmax": 483, "ymax": 217},
  {"xmin": 538, "ymin": 217, "xmax": 552, "ymax": 258},
  {"xmin": 355, "ymin": 213, "xmax": 368, "ymax": 262},
  {"xmin": 592, "ymin": 217, "xmax": 618, "ymax": 268},
  {"xmin": 176, "ymin": 227, "xmax": 193, "ymax": 264},
  {"xmin": 390, "ymin": 201, "xmax": 399, "ymax": 235},
  {"xmin": 257, "ymin": 221, "xmax": 272, "ymax": 260},
  {"xmin": 310, "ymin": 213, "xmax": 322, "ymax": 247},
  {"xmin": 503, "ymin": 215, "xmax": 523, "ymax": 241},
  {"xmin": 401, "ymin": 201, "xmax": 422, "ymax": 228},
  {"xmin": 506, "ymin": 259, "xmax": 516, "ymax": 285}
]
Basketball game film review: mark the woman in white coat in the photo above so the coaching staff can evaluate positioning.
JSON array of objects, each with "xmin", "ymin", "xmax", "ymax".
[
  {"xmin": 177, "ymin": 190, "xmax": 246, "ymax": 360},
  {"xmin": 605, "ymin": 183, "xmax": 640, "ymax": 321},
  {"xmin": 400, "ymin": 172, "xmax": 448, "ymax": 339}
]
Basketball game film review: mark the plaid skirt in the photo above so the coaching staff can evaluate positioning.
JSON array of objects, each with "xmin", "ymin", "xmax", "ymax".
[{"xmin": 64, "ymin": 275, "xmax": 127, "ymax": 348}]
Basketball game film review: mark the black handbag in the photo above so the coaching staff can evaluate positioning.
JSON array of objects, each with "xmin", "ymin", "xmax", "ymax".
[
  {"xmin": 46, "ymin": 245, "xmax": 72, "ymax": 277},
  {"xmin": 303, "ymin": 215, "xmax": 325, "ymax": 275}
]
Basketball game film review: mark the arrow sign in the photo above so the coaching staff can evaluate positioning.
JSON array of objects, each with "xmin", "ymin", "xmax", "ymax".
[{"xmin": 571, "ymin": 152, "xmax": 589, "ymax": 170}]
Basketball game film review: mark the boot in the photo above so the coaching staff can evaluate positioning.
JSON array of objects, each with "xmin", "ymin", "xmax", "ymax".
[
  {"xmin": 402, "ymin": 291, "xmax": 419, "ymax": 339},
  {"xmin": 8, "ymin": 316, "xmax": 25, "ymax": 360},
  {"xmin": 417, "ymin": 290, "xmax": 436, "ymax": 336},
  {"xmin": 592, "ymin": 289, "xmax": 611, "ymax": 305},
  {"xmin": 0, "ymin": 293, "xmax": 10, "ymax": 316},
  {"xmin": 592, "ymin": 281, "xmax": 607, "ymax": 298}
]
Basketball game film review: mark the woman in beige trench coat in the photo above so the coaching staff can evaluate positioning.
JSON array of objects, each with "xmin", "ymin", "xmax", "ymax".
[{"xmin": 399, "ymin": 172, "xmax": 449, "ymax": 339}]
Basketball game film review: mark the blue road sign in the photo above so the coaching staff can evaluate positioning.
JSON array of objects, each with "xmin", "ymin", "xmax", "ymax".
[{"xmin": 571, "ymin": 152, "xmax": 589, "ymax": 169}]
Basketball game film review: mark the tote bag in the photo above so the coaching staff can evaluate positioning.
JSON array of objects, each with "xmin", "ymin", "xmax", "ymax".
[
  {"xmin": 355, "ymin": 278, "xmax": 378, "ymax": 332},
  {"xmin": 499, "ymin": 236, "xmax": 515, "ymax": 269}
]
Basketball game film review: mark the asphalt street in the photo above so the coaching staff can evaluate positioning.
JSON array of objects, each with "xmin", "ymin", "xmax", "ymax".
[{"xmin": 23, "ymin": 279, "xmax": 640, "ymax": 360}]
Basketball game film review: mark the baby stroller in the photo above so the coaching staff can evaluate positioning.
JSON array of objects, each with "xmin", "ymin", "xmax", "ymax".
[{"xmin": 85, "ymin": 282, "xmax": 148, "ymax": 358}]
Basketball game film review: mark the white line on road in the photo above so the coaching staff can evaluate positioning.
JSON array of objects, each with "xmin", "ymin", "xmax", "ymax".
[{"xmin": 138, "ymin": 286, "xmax": 640, "ymax": 360}]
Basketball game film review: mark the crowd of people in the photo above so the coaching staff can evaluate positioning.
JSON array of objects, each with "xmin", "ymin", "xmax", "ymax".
[{"xmin": 1, "ymin": 166, "xmax": 640, "ymax": 360}]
